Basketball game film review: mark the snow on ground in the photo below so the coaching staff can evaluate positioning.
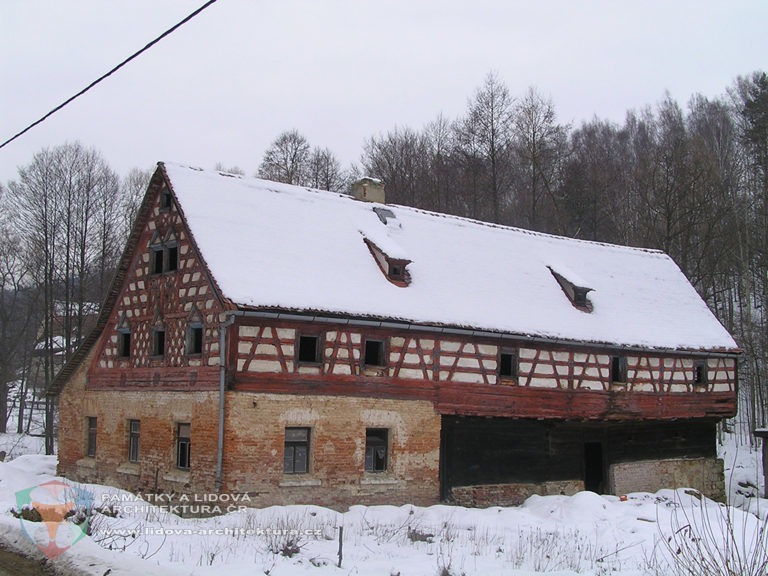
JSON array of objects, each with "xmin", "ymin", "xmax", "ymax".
[{"xmin": 0, "ymin": 431, "xmax": 765, "ymax": 575}]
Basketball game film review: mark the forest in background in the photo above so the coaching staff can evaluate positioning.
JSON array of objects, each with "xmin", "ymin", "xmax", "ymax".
[{"xmin": 0, "ymin": 70, "xmax": 766, "ymax": 450}]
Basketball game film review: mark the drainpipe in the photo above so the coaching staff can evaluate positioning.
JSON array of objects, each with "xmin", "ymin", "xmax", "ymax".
[{"xmin": 215, "ymin": 311, "xmax": 240, "ymax": 493}]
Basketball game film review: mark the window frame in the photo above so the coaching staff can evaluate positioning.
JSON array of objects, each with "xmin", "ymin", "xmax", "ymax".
[
  {"xmin": 152, "ymin": 327, "xmax": 166, "ymax": 358},
  {"xmin": 186, "ymin": 323, "xmax": 204, "ymax": 355},
  {"xmin": 694, "ymin": 359, "xmax": 708, "ymax": 386},
  {"xmin": 86, "ymin": 417, "xmax": 97, "ymax": 458},
  {"xmin": 118, "ymin": 328, "xmax": 131, "ymax": 358},
  {"xmin": 363, "ymin": 338, "xmax": 387, "ymax": 368},
  {"xmin": 150, "ymin": 242, "xmax": 179, "ymax": 275},
  {"xmin": 160, "ymin": 186, "xmax": 173, "ymax": 211},
  {"xmin": 128, "ymin": 419, "xmax": 140, "ymax": 463},
  {"xmin": 498, "ymin": 348, "xmax": 518, "ymax": 380},
  {"xmin": 364, "ymin": 428, "xmax": 389, "ymax": 473},
  {"xmin": 176, "ymin": 423, "xmax": 191, "ymax": 470},
  {"xmin": 610, "ymin": 355, "xmax": 628, "ymax": 383},
  {"xmin": 283, "ymin": 427, "xmax": 310, "ymax": 474},
  {"xmin": 296, "ymin": 333, "xmax": 322, "ymax": 365}
]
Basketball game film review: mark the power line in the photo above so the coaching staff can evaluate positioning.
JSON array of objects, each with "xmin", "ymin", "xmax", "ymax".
[{"xmin": 0, "ymin": 0, "xmax": 219, "ymax": 151}]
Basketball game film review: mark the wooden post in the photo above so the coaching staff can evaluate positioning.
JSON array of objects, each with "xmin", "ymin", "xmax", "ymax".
[
  {"xmin": 337, "ymin": 525, "xmax": 343, "ymax": 568},
  {"xmin": 754, "ymin": 429, "xmax": 768, "ymax": 498}
]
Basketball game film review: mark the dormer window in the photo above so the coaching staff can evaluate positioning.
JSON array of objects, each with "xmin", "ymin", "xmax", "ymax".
[
  {"xmin": 363, "ymin": 238, "xmax": 411, "ymax": 286},
  {"xmin": 548, "ymin": 266, "xmax": 593, "ymax": 312}
]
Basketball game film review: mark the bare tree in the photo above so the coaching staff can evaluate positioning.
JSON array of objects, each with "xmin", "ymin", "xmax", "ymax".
[
  {"xmin": 306, "ymin": 147, "xmax": 347, "ymax": 193},
  {"xmin": 8, "ymin": 142, "xmax": 123, "ymax": 452},
  {"xmin": 511, "ymin": 87, "xmax": 569, "ymax": 231},
  {"xmin": 0, "ymin": 193, "xmax": 39, "ymax": 433},
  {"xmin": 455, "ymin": 72, "xmax": 515, "ymax": 223},
  {"xmin": 258, "ymin": 130, "xmax": 311, "ymax": 185},
  {"xmin": 213, "ymin": 162, "xmax": 245, "ymax": 176}
]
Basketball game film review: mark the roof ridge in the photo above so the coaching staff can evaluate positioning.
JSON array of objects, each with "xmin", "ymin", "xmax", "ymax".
[{"xmin": 387, "ymin": 202, "xmax": 667, "ymax": 256}]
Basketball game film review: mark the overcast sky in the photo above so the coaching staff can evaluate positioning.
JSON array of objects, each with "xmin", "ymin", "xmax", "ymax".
[{"xmin": 1, "ymin": 0, "xmax": 766, "ymax": 183}]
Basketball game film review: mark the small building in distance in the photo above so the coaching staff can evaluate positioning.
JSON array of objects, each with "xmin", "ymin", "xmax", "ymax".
[{"xmin": 49, "ymin": 162, "xmax": 740, "ymax": 508}]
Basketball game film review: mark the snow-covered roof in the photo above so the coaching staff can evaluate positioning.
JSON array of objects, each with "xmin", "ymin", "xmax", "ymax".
[{"xmin": 164, "ymin": 163, "xmax": 738, "ymax": 353}]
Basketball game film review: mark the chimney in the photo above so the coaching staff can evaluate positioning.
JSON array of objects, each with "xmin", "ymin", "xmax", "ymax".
[{"xmin": 351, "ymin": 177, "xmax": 385, "ymax": 203}]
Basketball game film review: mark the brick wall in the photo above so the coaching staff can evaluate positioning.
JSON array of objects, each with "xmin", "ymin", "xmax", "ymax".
[
  {"xmin": 222, "ymin": 393, "xmax": 441, "ymax": 509},
  {"xmin": 59, "ymin": 349, "xmax": 441, "ymax": 510},
  {"xmin": 609, "ymin": 457, "xmax": 726, "ymax": 501},
  {"xmin": 58, "ymin": 343, "xmax": 220, "ymax": 494}
]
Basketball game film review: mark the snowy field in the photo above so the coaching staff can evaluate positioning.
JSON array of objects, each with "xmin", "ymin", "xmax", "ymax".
[{"xmin": 0, "ymin": 432, "xmax": 766, "ymax": 576}]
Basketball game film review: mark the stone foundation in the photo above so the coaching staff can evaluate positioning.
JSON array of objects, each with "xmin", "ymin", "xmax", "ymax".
[{"xmin": 450, "ymin": 479, "xmax": 583, "ymax": 507}]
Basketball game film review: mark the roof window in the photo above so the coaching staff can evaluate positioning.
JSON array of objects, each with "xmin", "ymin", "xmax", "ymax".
[
  {"xmin": 548, "ymin": 266, "xmax": 593, "ymax": 312},
  {"xmin": 364, "ymin": 238, "xmax": 411, "ymax": 287}
]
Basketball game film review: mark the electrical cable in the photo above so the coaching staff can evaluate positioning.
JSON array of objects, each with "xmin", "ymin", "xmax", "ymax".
[{"xmin": 0, "ymin": 0, "xmax": 219, "ymax": 150}]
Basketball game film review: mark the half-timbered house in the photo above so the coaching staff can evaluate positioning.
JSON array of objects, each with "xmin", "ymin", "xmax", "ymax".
[{"xmin": 50, "ymin": 162, "xmax": 740, "ymax": 508}]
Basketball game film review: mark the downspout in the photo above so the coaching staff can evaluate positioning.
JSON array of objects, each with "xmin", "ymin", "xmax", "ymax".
[{"xmin": 215, "ymin": 311, "xmax": 240, "ymax": 492}]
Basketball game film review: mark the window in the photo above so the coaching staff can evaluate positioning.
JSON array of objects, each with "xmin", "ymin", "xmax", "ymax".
[
  {"xmin": 611, "ymin": 355, "xmax": 627, "ymax": 383},
  {"xmin": 364, "ymin": 339, "xmax": 386, "ymax": 367},
  {"xmin": 187, "ymin": 323, "xmax": 203, "ymax": 355},
  {"xmin": 152, "ymin": 246, "xmax": 164, "ymax": 275},
  {"xmin": 365, "ymin": 429, "xmax": 388, "ymax": 472},
  {"xmin": 128, "ymin": 420, "xmax": 140, "ymax": 462},
  {"xmin": 167, "ymin": 244, "xmax": 179, "ymax": 272},
  {"xmin": 284, "ymin": 427, "xmax": 310, "ymax": 474},
  {"xmin": 160, "ymin": 186, "xmax": 172, "ymax": 210},
  {"xmin": 362, "ymin": 238, "xmax": 411, "ymax": 286},
  {"xmin": 152, "ymin": 328, "xmax": 166, "ymax": 357},
  {"xmin": 118, "ymin": 329, "xmax": 131, "ymax": 358},
  {"xmin": 297, "ymin": 334, "xmax": 321, "ymax": 364},
  {"xmin": 151, "ymin": 242, "xmax": 178, "ymax": 274},
  {"xmin": 547, "ymin": 266, "xmax": 593, "ymax": 312},
  {"xmin": 176, "ymin": 423, "xmax": 191, "ymax": 469},
  {"xmin": 499, "ymin": 349, "xmax": 518, "ymax": 379},
  {"xmin": 389, "ymin": 263, "xmax": 405, "ymax": 282},
  {"xmin": 87, "ymin": 417, "xmax": 97, "ymax": 457},
  {"xmin": 694, "ymin": 360, "xmax": 708, "ymax": 386}
]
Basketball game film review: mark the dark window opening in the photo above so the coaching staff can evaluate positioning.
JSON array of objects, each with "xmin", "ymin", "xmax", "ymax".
[
  {"xmin": 610, "ymin": 355, "xmax": 627, "ymax": 383},
  {"xmin": 176, "ymin": 423, "xmax": 191, "ymax": 469},
  {"xmin": 365, "ymin": 428, "xmax": 388, "ymax": 472},
  {"xmin": 167, "ymin": 245, "xmax": 179, "ymax": 271},
  {"xmin": 389, "ymin": 264, "xmax": 403, "ymax": 280},
  {"xmin": 151, "ymin": 243, "xmax": 178, "ymax": 274},
  {"xmin": 118, "ymin": 330, "xmax": 131, "ymax": 358},
  {"xmin": 499, "ymin": 349, "xmax": 518, "ymax": 379},
  {"xmin": 284, "ymin": 427, "xmax": 310, "ymax": 474},
  {"xmin": 573, "ymin": 288, "xmax": 589, "ymax": 308},
  {"xmin": 152, "ymin": 328, "xmax": 165, "ymax": 357},
  {"xmin": 364, "ymin": 339, "xmax": 386, "ymax": 367},
  {"xmin": 160, "ymin": 187, "xmax": 172, "ymax": 210},
  {"xmin": 152, "ymin": 247, "xmax": 164, "ymax": 275},
  {"xmin": 695, "ymin": 360, "xmax": 708, "ymax": 386},
  {"xmin": 297, "ymin": 335, "xmax": 321, "ymax": 364},
  {"xmin": 128, "ymin": 420, "xmax": 140, "ymax": 462},
  {"xmin": 187, "ymin": 324, "xmax": 203, "ymax": 355},
  {"xmin": 87, "ymin": 417, "xmax": 97, "ymax": 457}
]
